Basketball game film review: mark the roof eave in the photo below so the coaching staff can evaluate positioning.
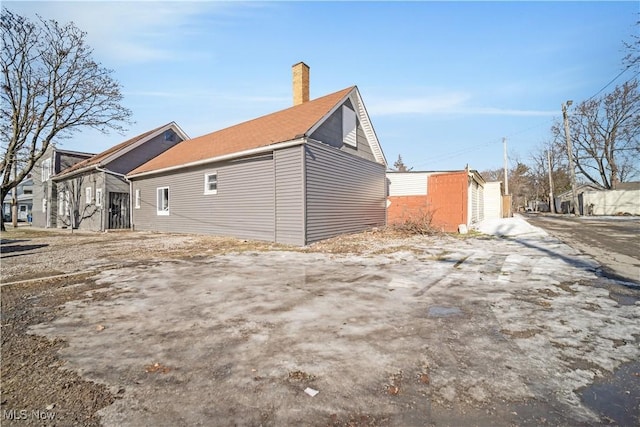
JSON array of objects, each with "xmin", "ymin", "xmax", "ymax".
[
  {"xmin": 127, "ymin": 137, "xmax": 307, "ymax": 179},
  {"xmin": 53, "ymin": 164, "xmax": 99, "ymax": 181}
]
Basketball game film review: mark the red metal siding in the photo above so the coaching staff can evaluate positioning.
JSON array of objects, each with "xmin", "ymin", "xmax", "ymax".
[{"xmin": 387, "ymin": 171, "xmax": 468, "ymax": 233}]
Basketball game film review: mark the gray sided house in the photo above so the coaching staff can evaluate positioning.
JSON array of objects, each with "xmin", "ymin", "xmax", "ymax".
[
  {"xmin": 52, "ymin": 123, "xmax": 188, "ymax": 231},
  {"xmin": 32, "ymin": 147, "xmax": 95, "ymax": 228},
  {"xmin": 2, "ymin": 176, "xmax": 33, "ymax": 222},
  {"xmin": 128, "ymin": 63, "xmax": 387, "ymax": 245}
]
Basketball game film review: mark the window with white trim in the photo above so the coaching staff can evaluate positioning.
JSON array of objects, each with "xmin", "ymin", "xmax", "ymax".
[
  {"xmin": 58, "ymin": 191, "xmax": 67, "ymax": 216},
  {"xmin": 342, "ymin": 105, "xmax": 357, "ymax": 147},
  {"xmin": 157, "ymin": 187, "xmax": 169, "ymax": 215},
  {"xmin": 135, "ymin": 189, "xmax": 141, "ymax": 209},
  {"xmin": 96, "ymin": 188, "xmax": 103, "ymax": 207},
  {"xmin": 204, "ymin": 173, "xmax": 217, "ymax": 195},
  {"xmin": 41, "ymin": 158, "xmax": 51, "ymax": 181},
  {"xmin": 86, "ymin": 187, "xmax": 92, "ymax": 204},
  {"xmin": 42, "ymin": 198, "xmax": 47, "ymax": 213}
]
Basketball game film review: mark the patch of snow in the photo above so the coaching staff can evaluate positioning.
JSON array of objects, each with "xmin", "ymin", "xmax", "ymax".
[{"xmin": 475, "ymin": 214, "xmax": 548, "ymax": 237}]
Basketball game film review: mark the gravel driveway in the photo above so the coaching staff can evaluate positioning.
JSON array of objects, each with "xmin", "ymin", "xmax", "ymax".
[{"xmin": 2, "ymin": 224, "xmax": 639, "ymax": 426}]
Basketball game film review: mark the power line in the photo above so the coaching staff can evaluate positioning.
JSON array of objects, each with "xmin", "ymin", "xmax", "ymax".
[
  {"xmin": 585, "ymin": 64, "xmax": 637, "ymax": 102},
  {"xmin": 406, "ymin": 66, "xmax": 640, "ymax": 170}
]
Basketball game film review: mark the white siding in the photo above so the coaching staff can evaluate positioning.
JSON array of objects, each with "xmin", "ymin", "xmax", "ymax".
[
  {"xmin": 387, "ymin": 173, "xmax": 430, "ymax": 196},
  {"xmin": 483, "ymin": 182, "xmax": 502, "ymax": 220},
  {"xmin": 582, "ymin": 189, "xmax": 640, "ymax": 215}
]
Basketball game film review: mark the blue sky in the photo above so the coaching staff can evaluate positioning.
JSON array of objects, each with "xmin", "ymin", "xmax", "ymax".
[{"xmin": 6, "ymin": 1, "xmax": 639, "ymax": 172}]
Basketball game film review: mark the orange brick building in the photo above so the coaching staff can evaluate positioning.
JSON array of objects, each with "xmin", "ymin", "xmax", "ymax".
[{"xmin": 386, "ymin": 169, "xmax": 487, "ymax": 233}]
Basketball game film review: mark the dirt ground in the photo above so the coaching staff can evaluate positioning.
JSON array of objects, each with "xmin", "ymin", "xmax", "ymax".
[{"xmin": 1, "ymin": 226, "xmax": 639, "ymax": 426}]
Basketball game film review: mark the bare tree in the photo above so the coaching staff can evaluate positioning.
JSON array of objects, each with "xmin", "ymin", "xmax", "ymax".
[
  {"xmin": 552, "ymin": 80, "xmax": 640, "ymax": 189},
  {"xmin": 57, "ymin": 176, "xmax": 99, "ymax": 230},
  {"xmin": 392, "ymin": 154, "xmax": 413, "ymax": 172},
  {"xmin": 0, "ymin": 9, "xmax": 132, "ymax": 230},
  {"xmin": 528, "ymin": 139, "xmax": 572, "ymax": 210},
  {"xmin": 623, "ymin": 18, "xmax": 639, "ymax": 71},
  {"xmin": 479, "ymin": 168, "xmax": 503, "ymax": 182}
]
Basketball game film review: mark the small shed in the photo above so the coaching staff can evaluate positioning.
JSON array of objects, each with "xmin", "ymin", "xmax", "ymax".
[{"xmin": 387, "ymin": 168, "xmax": 485, "ymax": 233}]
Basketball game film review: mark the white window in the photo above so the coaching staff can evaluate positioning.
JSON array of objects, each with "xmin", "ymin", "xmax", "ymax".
[
  {"xmin": 96, "ymin": 188, "xmax": 103, "ymax": 207},
  {"xmin": 42, "ymin": 198, "xmax": 47, "ymax": 213},
  {"xmin": 342, "ymin": 105, "xmax": 357, "ymax": 147},
  {"xmin": 86, "ymin": 187, "xmax": 92, "ymax": 204},
  {"xmin": 41, "ymin": 158, "xmax": 51, "ymax": 181},
  {"xmin": 157, "ymin": 187, "xmax": 169, "ymax": 215},
  {"xmin": 58, "ymin": 191, "xmax": 67, "ymax": 216},
  {"xmin": 135, "ymin": 189, "xmax": 141, "ymax": 209},
  {"xmin": 204, "ymin": 173, "xmax": 217, "ymax": 195},
  {"xmin": 164, "ymin": 130, "xmax": 175, "ymax": 142}
]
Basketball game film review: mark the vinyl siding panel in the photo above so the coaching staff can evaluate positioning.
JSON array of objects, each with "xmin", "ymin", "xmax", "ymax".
[
  {"xmin": 483, "ymin": 182, "xmax": 502, "ymax": 220},
  {"xmin": 470, "ymin": 179, "xmax": 484, "ymax": 225},
  {"xmin": 31, "ymin": 146, "xmax": 54, "ymax": 228},
  {"xmin": 386, "ymin": 172, "xmax": 430, "ymax": 196},
  {"xmin": 310, "ymin": 99, "xmax": 376, "ymax": 162},
  {"xmin": 56, "ymin": 172, "xmax": 106, "ymax": 231},
  {"xmin": 132, "ymin": 155, "xmax": 275, "ymax": 241},
  {"xmin": 305, "ymin": 141, "xmax": 386, "ymax": 243},
  {"xmin": 105, "ymin": 132, "xmax": 184, "ymax": 175},
  {"xmin": 32, "ymin": 148, "xmax": 92, "ymax": 228},
  {"xmin": 274, "ymin": 146, "xmax": 305, "ymax": 245}
]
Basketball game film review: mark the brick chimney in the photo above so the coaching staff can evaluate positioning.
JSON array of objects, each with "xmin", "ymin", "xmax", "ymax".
[{"xmin": 292, "ymin": 62, "xmax": 309, "ymax": 106}]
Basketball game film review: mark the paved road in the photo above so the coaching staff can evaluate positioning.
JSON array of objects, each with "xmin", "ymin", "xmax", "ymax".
[{"xmin": 524, "ymin": 214, "xmax": 640, "ymax": 284}]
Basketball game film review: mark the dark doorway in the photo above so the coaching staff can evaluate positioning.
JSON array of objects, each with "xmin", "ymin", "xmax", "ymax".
[{"xmin": 108, "ymin": 192, "xmax": 130, "ymax": 229}]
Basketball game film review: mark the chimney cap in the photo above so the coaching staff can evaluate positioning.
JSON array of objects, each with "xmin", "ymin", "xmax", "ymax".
[{"xmin": 292, "ymin": 61, "xmax": 310, "ymax": 68}]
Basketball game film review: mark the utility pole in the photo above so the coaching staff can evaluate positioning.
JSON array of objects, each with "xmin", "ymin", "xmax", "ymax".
[
  {"xmin": 503, "ymin": 137, "xmax": 511, "ymax": 217},
  {"xmin": 547, "ymin": 149, "xmax": 555, "ymax": 213},
  {"xmin": 503, "ymin": 137, "xmax": 509, "ymax": 195},
  {"xmin": 562, "ymin": 101, "xmax": 580, "ymax": 216}
]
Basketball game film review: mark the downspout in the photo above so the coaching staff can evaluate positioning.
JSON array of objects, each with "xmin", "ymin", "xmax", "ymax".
[{"xmin": 129, "ymin": 179, "xmax": 134, "ymax": 231}]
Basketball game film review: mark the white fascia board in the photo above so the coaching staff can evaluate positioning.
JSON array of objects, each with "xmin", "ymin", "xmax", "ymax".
[
  {"xmin": 127, "ymin": 137, "xmax": 306, "ymax": 179},
  {"xmin": 306, "ymin": 88, "xmax": 355, "ymax": 137},
  {"xmin": 352, "ymin": 87, "xmax": 387, "ymax": 167},
  {"xmin": 306, "ymin": 86, "xmax": 387, "ymax": 167}
]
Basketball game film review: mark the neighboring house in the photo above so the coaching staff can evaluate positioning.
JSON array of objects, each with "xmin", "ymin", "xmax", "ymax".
[
  {"xmin": 554, "ymin": 183, "xmax": 601, "ymax": 214},
  {"xmin": 127, "ymin": 63, "xmax": 387, "ymax": 245},
  {"xmin": 32, "ymin": 147, "xmax": 95, "ymax": 228},
  {"xmin": 578, "ymin": 182, "xmax": 640, "ymax": 216},
  {"xmin": 386, "ymin": 168, "xmax": 485, "ymax": 233},
  {"xmin": 52, "ymin": 122, "xmax": 188, "ymax": 231},
  {"xmin": 2, "ymin": 176, "xmax": 33, "ymax": 222}
]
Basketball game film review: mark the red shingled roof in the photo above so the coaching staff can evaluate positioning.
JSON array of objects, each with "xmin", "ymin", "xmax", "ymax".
[{"xmin": 130, "ymin": 86, "xmax": 354, "ymax": 176}]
